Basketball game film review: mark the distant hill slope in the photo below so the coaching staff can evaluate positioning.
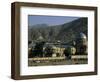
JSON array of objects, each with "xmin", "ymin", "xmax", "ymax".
[{"xmin": 28, "ymin": 17, "xmax": 88, "ymax": 43}]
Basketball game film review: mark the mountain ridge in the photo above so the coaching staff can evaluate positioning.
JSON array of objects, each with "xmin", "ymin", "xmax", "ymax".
[{"xmin": 28, "ymin": 17, "xmax": 88, "ymax": 43}]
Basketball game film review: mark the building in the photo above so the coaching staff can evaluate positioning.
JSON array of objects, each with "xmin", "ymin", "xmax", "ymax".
[
  {"xmin": 43, "ymin": 43, "xmax": 65, "ymax": 57},
  {"xmin": 75, "ymin": 33, "xmax": 87, "ymax": 54}
]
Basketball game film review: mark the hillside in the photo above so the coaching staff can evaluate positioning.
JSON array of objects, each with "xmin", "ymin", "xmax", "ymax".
[{"xmin": 28, "ymin": 17, "xmax": 88, "ymax": 43}]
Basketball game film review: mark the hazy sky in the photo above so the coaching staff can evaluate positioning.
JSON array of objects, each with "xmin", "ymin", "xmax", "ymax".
[{"xmin": 28, "ymin": 15, "xmax": 80, "ymax": 26}]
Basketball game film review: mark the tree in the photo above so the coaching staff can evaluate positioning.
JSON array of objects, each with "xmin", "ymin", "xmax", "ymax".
[
  {"xmin": 44, "ymin": 45, "xmax": 54, "ymax": 57},
  {"xmin": 33, "ymin": 41, "xmax": 45, "ymax": 57}
]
